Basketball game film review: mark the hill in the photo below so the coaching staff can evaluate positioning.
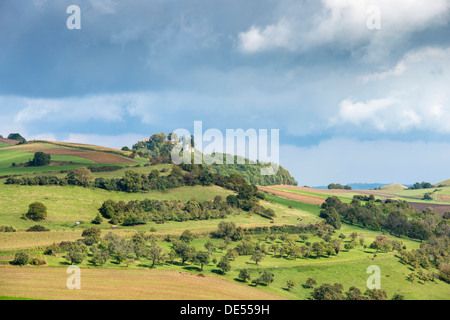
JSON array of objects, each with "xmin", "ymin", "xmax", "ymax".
[
  {"xmin": 380, "ymin": 183, "xmax": 408, "ymax": 191},
  {"xmin": 132, "ymin": 133, "xmax": 298, "ymax": 186}
]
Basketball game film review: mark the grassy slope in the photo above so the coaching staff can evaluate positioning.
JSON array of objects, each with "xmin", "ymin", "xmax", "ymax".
[
  {"xmin": 0, "ymin": 183, "xmax": 448, "ymax": 300},
  {"xmin": 0, "ymin": 182, "xmax": 234, "ymax": 231}
]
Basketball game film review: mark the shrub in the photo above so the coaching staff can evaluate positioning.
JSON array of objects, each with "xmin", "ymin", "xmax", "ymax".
[
  {"xmin": 29, "ymin": 258, "xmax": 46, "ymax": 266},
  {"xmin": 0, "ymin": 225, "xmax": 16, "ymax": 232},
  {"xmin": 11, "ymin": 252, "xmax": 29, "ymax": 266},
  {"xmin": 26, "ymin": 225, "xmax": 50, "ymax": 232}
]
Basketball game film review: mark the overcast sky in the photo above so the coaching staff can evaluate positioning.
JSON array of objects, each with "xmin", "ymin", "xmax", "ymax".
[{"xmin": 1, "ymin": 0, "xmax": 450, "ymax": 186}]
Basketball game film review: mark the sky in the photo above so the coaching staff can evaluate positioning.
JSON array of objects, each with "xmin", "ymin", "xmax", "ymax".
[{"xmin": 1, "ymin": 0, "xmax": 450, "ymax": 186}]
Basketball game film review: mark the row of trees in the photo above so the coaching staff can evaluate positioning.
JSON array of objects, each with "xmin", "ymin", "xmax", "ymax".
[
  {"xmin": 320, "ymin": 196, "xmax": 450, "ymax": 241},
  {"xmin": 98, "ymin": 198, "xmax": 230, "ymax": 226},
  {"xmin": 328, "ymin": 183, "xmax": 351, "ymax": 190}
]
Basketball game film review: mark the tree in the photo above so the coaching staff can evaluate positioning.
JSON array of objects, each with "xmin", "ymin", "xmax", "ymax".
[
  {"xmin": 114, "ymin": 240, "xmax": 133, "ymax": 265},
  {"xmin": 310, "ymin": 283, "xmax": 345, "ymax": 300},
  {"xmin": 26, "ymin": 202, "xmax": 47, "ymax": 221},
  {"xmin": 91, "ymin": 213, "xmax": 103, "ymax": 225},
  {"xmin": 250, "ymin": 250, "xmax": 265, "ymax": 265},
  {"xmin": 194, "ymin": 251, "xmax": 210, "ymax": 271},
  {"xmin": 66, "ymin": 242, "xmax": 87, "ymax": 264},
  {"xmin": 204, "ymin": 240, "xmax": 216, "ymax": 258},
  {"xmin": 172, "ymin": 241, "xmax": 195, "ymax": 266},
  {"xmin": 364, "ymin": 289, "xmax": 387, "ymax": 300},
  {"xmin": 345, "ymin": 286, "xmax": 365, "ymax": 300},
  {"xmin": 67, "ymin": 167, "xmax": 93, "ymax": 186},
  {"xmin": 11, "ymin": 252, "xmax": 29, "ymax": 266},
  {"xmin": 120, "ymin": 170, "xmax": 143, "ymax": 192},
  {"xmin": 319, "ymin": 206, "xmax": 342, "ymax": 230},
  {"xmin": 215, "ymin": 221, "xmax": 237, "ymax": 239},
  {"xmin": 238, "ymin": 269, "xmax": 252, "ymax": 282},
  {"xmin": 312, "ymin": 242, "xmax": 325, "ymax": 258},
  {"xmin": 30, "ymin": 152, "xmax": 51, "ymax": 166},
  {"xmin": 180, "ymin": 230, "xmax": 194, "ymax": 243},
  {"xmin": 256, "ymin": 270, "xmax": 274, "ymax": 286},
  {"xmin": 7, "ymin": 133, "xmax": 26, "ymax": 143},
  {"xmin": 148, "ymin": 244, "xmax": 166, "ymax": 268},
  {"xmin": 286, "ymin": 280, "xmax": 296, "ymax": 291},
  {"xmin": 82, "ymin": 226, "xmax": 101, "ymax": 244},
  {"xmin": 217, "ymin": 256, "xmax": 231, "ymax": 274},
  {"xmin": 303, "ymin": 278, "xmax": 317, "ymax": 289},
  {"xmin": 92, "ymin": 245, "xmax": 110, "ymax": 266}
]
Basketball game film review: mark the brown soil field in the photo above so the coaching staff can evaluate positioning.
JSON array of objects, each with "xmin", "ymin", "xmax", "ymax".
[
  {"xmin": 0, "ymin": 267, "xmax": 285, "ymax": 300},
  {"xmin": 258, "ymin": 186, "xmax": 325, "ymax": 206},
  {"xmin": 0, "ymin": 138, "xmax": 20, "ymax": 146},
  {"xmin": 406, "ymin": 202, "xmax": 450, "ymax": 217},
  {"xmin": 36, "ymin": 148, "xmax": 137, "ymax": 164},
  {"xmin": 17, "ymin": 147, "xmax": 137, "ymax": 164}
]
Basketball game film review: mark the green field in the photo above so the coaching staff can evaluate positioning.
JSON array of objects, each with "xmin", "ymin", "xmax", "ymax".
[{"xmin": 0, "ymin": 144, "xmax": 448, "ymax": 300}]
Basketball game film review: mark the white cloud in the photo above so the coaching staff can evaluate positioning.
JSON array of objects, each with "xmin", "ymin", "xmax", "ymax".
[
  {"xmin": 237, "ymin": 0, "xmax": 450, "ymax": 55},
  {"xmin": 12, "ymin": 95, "xmax": 127, "ymax": 124},
  {"xmin": 332, "ymin": 46, "xmax": 450, "ymax": 133},
  {"xmin": 238, "ymin": 19, "xmax": 294, "ymax": 53}
]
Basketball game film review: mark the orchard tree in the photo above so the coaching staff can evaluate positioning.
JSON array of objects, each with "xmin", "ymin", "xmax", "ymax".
[
  {"xmin": 172, "ymin": 241, "xmax": 195, "ymax": 266},
  {"xmin": 82, "ymin": 226, "xmax": 101, "ymax": 244},
  {"xmin": 238, "ymin": 269, "xmax": 252, "ymax": 282},
  {"xmin": 250, "ymin": 250, "xmax": 265, "ymax": 265},
  {"xmin": 148, "ymin": 244, "xmax": 166, "ymax": 268},
  {"xmin": 180, "ymin": 230, "xmax": 194, "ymax": 243},
  {"xmin": 194, "ymin": 251, "xmax": 210, "ymax": 271},
  {"xmin": 66, "ymin": 242, "xmax": 88, "ymax": 265},
  {"xmin": 217, "ymin": 256, "xmax": 231, "ymax": 274}
]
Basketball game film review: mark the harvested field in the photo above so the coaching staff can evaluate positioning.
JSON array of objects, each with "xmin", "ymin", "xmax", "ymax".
[
  {"xmin": 24, "ymin": 148, "xmax": 137, "ymax": 164},
  {"xmin": 0, "ymin": 267, "xmax": 285, "ymax": 300},
  {"xmin": 258, "ymin": 186, "xmax": 325, "ymax": 206},
  {"xmin": 0, "ymin": 138, "xmax": 20, "ymax": 146},
  {"xmin": 436, "ymin": 194, "xmax": 450, "ymax": 202},
  {"xmin": 269, "ymin": 185, "xmax": 353, "ymax": 195}
]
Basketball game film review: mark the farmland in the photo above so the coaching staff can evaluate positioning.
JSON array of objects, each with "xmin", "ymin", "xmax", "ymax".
[
  {"xmin": 0, "ymin": 142, "xmax": 448, "ymax": 301},
  {"xmin": 0, "ymin": 142, "xmax": 140, "ymax": 176}
]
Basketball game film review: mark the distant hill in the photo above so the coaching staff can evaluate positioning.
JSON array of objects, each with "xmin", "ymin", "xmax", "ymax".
[
  {"xmin": 380, "ymin": 184, "xmax": 408, "ymax": 191},
  {"xmin": 314, "ymin": 183, "xmax": 390, "ymax": 190},
  {"xmin": 436, "ymin": 179, "xmax": 450, "ymax": 187}
]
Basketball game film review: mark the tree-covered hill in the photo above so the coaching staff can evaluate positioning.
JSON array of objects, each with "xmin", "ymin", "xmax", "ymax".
[{"xmin": 131, "ymin": 133, "xmax": 297, "ymax": 186}]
